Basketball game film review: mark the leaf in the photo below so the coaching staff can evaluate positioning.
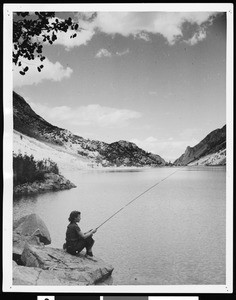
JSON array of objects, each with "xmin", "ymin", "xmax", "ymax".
[
  {"xmin": 52, "ymin": 33, "xmax": 57, "ymax": 41},
  {"xmin": 24, "ymin": 66, "xmax": 29, "ymax": 72},
  {"xmin": 13, "ymin": 12, "xmax": 80, "ymax": 67},
  {"xmin": 19, "ymin": 71, "xmax": 25, "ymax": 75},
  {"xmin": 67, "ymin": 17, "xmax": 72, "ymax": 26}
]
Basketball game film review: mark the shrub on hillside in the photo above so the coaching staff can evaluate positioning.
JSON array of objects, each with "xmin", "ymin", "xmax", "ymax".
[{"xmin": 13, "ymin": 152, "xmax": 59, "ymax": 186}]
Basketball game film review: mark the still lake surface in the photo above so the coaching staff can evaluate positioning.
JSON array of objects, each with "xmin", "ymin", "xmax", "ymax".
[{"xmin": 13, "ymin": 166, "xmax": 226, "ymax": 285}]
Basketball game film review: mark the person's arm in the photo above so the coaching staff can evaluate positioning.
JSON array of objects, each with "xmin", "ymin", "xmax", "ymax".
[{"xmin": 77, "ymin": 227, "xmax": 97, "ymax": 239}]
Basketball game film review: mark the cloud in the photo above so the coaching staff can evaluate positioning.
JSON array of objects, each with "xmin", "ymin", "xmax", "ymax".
[
  {"xmin": 134, "ymin": 32, "xmax": 151, "ymax": 41},
  {"xmin": 95, "ymin": 48, "xmax": 112, "ymax": 58},
  {"xmin": 131, "ymin": 135, "xmax": 199, "ymax": 161},
  {"xmin": 184, "ymin": 28, "xmax": 207, "ymax": 45},
  {"xmin": 12, "ymin": 12, "xmax": 219, "ymax": 86},
  {"xmin": 94, "ymin": 12, "xmax": 218, "ymax": 45},
  {"xmin": 116, "ymin": 49, "xmax": 130, "ymax": 56},
  {"xmin": 30, "ymin": 12, "xmax": 218, "ymax": 53},
  {"xmin": 95, "ymin": 48, "xmax": 130, "ymax": 58},
  {"xmin": 30, "ymin": 102, "xmax": 142, "ymax": 129},
  {"xmin": 53, "ymin": 27, "xmax": 95, "ymax": 50},
  {"xmin": 13, "ymin": 57, "xmax": 73, "ymax": 87}
]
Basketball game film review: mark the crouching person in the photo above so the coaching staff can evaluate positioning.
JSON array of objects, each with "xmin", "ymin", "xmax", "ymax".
[{"xmin": 64, "ymin": 210, "xmax": 97, "ymax": 257}]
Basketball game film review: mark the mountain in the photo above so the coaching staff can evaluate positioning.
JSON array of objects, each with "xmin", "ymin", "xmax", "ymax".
[
  {"xmin": 100, "ymin": 140, "xmax": 165, "ymax": 166},
  {"xmin": 174, "ymin": 125, "xmax": 226, "ymax": 166},
  {"xmin": 13, "ymin": 91, "xmax": 166, "ymax": 168}
]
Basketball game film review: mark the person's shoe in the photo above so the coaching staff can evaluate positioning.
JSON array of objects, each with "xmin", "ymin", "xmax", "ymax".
[{"xmin": 86, "ymin": 251, "xmax": 93, "ymax": 257}]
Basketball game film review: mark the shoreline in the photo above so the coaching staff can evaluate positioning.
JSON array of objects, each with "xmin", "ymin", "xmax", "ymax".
[{"xmin": 13, "ymin": 172, "xmax": 76, "ymax": 198}]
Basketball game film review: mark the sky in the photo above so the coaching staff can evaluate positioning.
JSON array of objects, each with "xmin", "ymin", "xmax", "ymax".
[{"xmin": 13, "ymin": 9, "xmax": 227, "ymax": 162}]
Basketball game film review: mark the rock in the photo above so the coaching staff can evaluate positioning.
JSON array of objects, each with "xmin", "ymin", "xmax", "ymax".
[
  {"xmin": 13, "ymin": 214, "xmax": 51, "ymax": 255},
  {"xmin": 13, "ymin": 213, "xmax": 114, "ymax": 285},
  {"xmin": 16, "ymin": 243, "xmax": 114, "ymax": 285},
  {"xmin": 13, "ymin": 262, "xmax": 63, "ymax": 285},
  {"xmin": 13, "ymin": 173, "xmax": 76, "ymax": 197},
  {"xmin": 43, "ymin": 173, "xmax": 76, "ymax": 190}
]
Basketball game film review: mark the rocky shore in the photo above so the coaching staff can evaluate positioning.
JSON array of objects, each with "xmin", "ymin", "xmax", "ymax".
[
  {"xmin": 13, "ymin": 214, "xmax": 114, "ymax": 285},
  {"xmin": 13, "ymin": 172, "xmax": 77, "ymax": 197}
]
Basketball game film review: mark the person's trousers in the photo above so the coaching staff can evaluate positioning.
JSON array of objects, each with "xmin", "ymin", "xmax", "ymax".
[{"xmin": 66, "ymin": 237, "xmax": 95, "ymax": 255}]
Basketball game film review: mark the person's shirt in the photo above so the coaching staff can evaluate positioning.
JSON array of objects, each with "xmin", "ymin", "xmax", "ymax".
[{"xmin": 66, "ymin": 222, "xmax": 81, "ymax": 242}]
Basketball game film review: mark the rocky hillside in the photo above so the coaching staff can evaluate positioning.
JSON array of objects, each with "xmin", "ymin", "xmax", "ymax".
[
  {"xmin": 174, "ymin": 125, "xmax": 226, "ymax": 166},
  {"xmin": 98, "ymin": 140, "xmax": 165, "ymax": 166},
  {"xmin": 13, "ymin": 91, "xmax": 166, "ymax": 167}
]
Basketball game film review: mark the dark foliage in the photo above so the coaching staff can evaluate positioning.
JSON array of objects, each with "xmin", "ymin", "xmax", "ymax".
[
  {"xmin": 13, "ymin": 152, "xmax": 59, "ymax": 186},
  {"xmin": 13, "ymin": 12, "xmax": 80, "ymax": 74}
]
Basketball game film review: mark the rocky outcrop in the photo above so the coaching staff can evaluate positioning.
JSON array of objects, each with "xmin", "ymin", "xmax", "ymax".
[
  {"xmin": 100, "ymin": 140, "xmax": 166, "ymax": 167},
  {"xmin": 13, "ymin": 260, "xmax": 65, "ymax": 285},
  {"xmin": 13, "ymin": 214, "xmax": 114, "ymax": 285},
  {"xmin": 13, "ymin": 213, "xmax": 51, "ymax": 255},
  {"xmin": 174, "ymin": 125, "xmax": 226, "ymax": 166},
  {"xmin": 13, "ymin": 172, "xmax": 76, "ymax": 197},
  {"xmin": 13, "ymin": 91, "xmax": 166, "ymax": 167},
  {"xmin": 14, "ymin": 244, "xmax": 114, "ymax": 285}
]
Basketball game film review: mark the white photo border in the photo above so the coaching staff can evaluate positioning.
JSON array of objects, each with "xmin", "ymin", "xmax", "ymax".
[{"xmin": 3, "ymin": 2, "xmax": 234, "ymax": 294}]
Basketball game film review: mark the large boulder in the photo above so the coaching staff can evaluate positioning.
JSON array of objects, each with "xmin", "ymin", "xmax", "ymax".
[
  {"xmin": 13, "ymin": 214, "xmax": 51, "ymax": 255},
  {"xmin": 13, "ymin": 243, "xmax": 114, "ymax": 285}
]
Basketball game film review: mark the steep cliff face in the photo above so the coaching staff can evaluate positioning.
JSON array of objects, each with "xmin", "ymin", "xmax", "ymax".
[
  {"xmin": 13, "ymin": 92, "xmax": 166, "ymax": 167},
  {"xmin": 13, "ymin": 91, "xmax": 59, "ymax": 139},
  {"xmin": 174, "ymin": 125, "xmax": 226, "ymax": 166}
]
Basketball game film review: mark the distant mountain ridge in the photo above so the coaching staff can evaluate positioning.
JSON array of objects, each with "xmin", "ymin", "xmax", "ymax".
[
  {"xmin": 13, "ymin": 91, "xmax": 166, "ymax": 167},
  {"xmin": 174, "ymin": 125, "xmax": 226, "ymax": 166}
]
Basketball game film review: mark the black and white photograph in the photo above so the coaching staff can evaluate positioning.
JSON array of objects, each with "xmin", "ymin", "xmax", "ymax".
[{"xmin": 3, "ymin": 3, "xmax": 233, "ymax": 294}]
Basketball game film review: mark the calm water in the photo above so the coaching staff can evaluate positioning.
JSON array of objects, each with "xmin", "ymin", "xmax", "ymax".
[{"xmin": 13, "ymin": 166, "xmax": 226, "ymax": 285}]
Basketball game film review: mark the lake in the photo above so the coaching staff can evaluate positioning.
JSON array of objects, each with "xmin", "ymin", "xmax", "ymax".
[{"xmin": 13, "ymin": 166, "xmax": 226, "ymax": 285}]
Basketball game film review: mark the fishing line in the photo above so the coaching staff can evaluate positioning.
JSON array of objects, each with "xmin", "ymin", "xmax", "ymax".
[{"xmin": 95, "ymin": 167, "xmax": 183, "ymax": 231}]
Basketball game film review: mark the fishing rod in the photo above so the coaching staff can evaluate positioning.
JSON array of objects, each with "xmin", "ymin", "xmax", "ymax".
[{"xmin": 95, "ymin": 167, "xmax": 183, "ymax": 231}]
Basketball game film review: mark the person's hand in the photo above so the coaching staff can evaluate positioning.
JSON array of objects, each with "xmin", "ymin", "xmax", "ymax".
[{"xmin": 86, "ymin": 229, "xmax": 97, "ymax": 235}]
